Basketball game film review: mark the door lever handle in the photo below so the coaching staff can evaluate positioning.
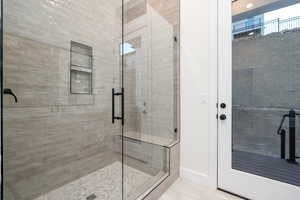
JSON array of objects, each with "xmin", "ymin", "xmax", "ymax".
[{"xmin": 4, "ymin": 88, "xmax": 18, "ymax": 103}]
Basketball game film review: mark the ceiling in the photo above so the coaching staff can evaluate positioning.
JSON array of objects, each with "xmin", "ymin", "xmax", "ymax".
[{"xmin": 232, "ymin": 0, "xmax": 300, "ymax": 22}]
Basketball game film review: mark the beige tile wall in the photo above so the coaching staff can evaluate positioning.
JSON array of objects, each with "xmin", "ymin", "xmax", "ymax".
[
  {"xmin": 3, "ymin": 1, "xmax": 122, "ymax": 199},
  {"xmin": 2, "ymin": 0, "xmax": 179, "ymax": 199}
]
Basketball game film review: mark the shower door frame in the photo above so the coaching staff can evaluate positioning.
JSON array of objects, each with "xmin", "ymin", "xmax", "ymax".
[{"xmin": 1, "ymin": 0, "xmax": 4, "ymax": 199}]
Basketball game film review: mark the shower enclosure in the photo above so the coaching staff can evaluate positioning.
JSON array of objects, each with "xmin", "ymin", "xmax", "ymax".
[{"xmin": 0, "ymin": 0, "xmax": 180, "ymax": 200}]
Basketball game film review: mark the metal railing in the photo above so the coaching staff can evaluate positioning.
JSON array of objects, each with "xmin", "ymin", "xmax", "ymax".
[
  {"xmin": 233, "ymin": 16, "xmax": 300, "ymax": 36},
  {"xmin": 277, "ymin": 109, "xmax": 300, "ymax": 164}
]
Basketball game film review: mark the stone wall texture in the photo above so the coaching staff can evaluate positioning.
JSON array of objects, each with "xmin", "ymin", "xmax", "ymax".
[
  {"xmin": 3, "ymin": 0, "xmax": 179, "ymax": 200},
  {"xmin": 232, "ymin": 29, "xmax": 300, "ymax": 158},
  {"xmin": 4, "ymin": 1, "xmax": 122, "ymax": 199}
]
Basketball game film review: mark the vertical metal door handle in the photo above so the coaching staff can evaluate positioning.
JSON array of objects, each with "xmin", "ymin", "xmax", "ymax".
[
  {"xmin": 112, "ymin": 88, "xmax": 115, "ymax": 123},
  {"xmin": 112, "ymin": 88, "xmax": 124, "ymax": 124},
  {"xmin": 121, "ymin": 88, "xmax": 124, "ymax": 125}
]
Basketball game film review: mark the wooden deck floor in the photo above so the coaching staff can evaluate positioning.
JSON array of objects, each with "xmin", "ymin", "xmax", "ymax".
[{"xmin": 232, "ymin": 151, "xmax": 300, "ymax": 187}]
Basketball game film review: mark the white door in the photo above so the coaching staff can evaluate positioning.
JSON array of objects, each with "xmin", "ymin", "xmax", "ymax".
[{"xmin": 218, "ymin": 0, "xmax": 300, "ymax": 199}]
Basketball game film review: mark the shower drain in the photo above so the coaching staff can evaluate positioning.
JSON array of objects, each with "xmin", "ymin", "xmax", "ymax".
[{"xmin": 86, "ymin": 194, "xmax": 97, "ymax": 200}]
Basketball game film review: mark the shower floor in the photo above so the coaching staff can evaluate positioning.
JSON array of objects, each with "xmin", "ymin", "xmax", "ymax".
[{"xmin": 33, "ymin": 161, "xmax": 165, "ymax": 200}]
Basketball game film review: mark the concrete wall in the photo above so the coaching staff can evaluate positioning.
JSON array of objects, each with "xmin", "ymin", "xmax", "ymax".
[{"xmin": 232, "ymin": 29, "xmax": 300, "ymax": 158}]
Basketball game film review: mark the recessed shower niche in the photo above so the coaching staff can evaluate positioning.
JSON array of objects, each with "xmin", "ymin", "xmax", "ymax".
[
  {"xmin": 70, "ymin": 41, "xmax": 93, "ymax": 94},
  {"xmin": 1, "ymin": 0, "xmax": 180, "ymax": 200}
]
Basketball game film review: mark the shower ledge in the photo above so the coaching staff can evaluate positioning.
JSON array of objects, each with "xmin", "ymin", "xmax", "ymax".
[{"xmin": 122, "ymin": 131, "xmax": 177, "ymax": 147}]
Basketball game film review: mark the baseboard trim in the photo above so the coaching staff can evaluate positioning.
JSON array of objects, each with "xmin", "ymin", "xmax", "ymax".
[{"xmin": 180, "ymin": 167, "xmax": 210, "ymax": 186}]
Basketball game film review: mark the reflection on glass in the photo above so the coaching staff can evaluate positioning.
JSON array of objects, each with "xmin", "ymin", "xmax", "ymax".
[
  {"xmin": 232, "ymin": 0, "xmax": 300, "ymax": 187},
  {"xmin": 122, "ymin": 0, "xmax": 179, "ymax": 199}
]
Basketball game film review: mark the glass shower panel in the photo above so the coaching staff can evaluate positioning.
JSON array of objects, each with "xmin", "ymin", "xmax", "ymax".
[
  {"xmin": 2, "ymin": 1, "xmax": 122, "ymax": 200},
  {"xmin": 122, "ymin": 0, "xmax": 179, "ymax": 199}
]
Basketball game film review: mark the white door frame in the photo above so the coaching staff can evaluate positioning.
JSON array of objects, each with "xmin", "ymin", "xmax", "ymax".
[
  {"xmin": 217, "ymin": 0, "xmax": 300, "ymax": 199},
  {"xmin": 208, "ymin": 0, "xmax": 219, "ymax": 189}
]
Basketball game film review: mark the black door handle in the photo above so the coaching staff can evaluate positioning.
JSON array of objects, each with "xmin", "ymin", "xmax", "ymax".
[
  {"xmin": 4, "ymin": 88, "xmax": 18, "ymax": 103},
  {"xmin": 112, "ymin": 88, "xmax": 124, "ymax": 125},
  {"xmin": 220, "ymin": 114, "xmax": 227, "ymax": 120}
]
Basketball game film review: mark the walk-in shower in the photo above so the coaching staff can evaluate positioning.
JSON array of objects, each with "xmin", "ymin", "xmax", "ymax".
[{"xmin": 0, "ymin": 0, "xmax": 180, "ymax": 199}]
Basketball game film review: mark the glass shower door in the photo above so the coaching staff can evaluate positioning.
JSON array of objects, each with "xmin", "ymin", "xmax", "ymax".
[
  {"xmin": 1, "ymin": 0, "xmax": 180, "ymax": 199},
  {"xmin": 122, "ymin": 0, "xmax": 180, "ymax": 199},
  {"xmin": 2, "ymin": 0, "xmax": 123, "ymax": 200}
]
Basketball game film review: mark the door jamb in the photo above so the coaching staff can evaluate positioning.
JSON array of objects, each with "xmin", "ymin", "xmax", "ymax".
[{"xmin": 208, "ymin": 0, "xmax": 219, "ymax": 189}]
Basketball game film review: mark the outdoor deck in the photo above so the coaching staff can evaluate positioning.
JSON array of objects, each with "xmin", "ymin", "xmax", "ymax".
[{"xmin": 233, "ymin": 150, "xmax": 300, "ymax": 187}]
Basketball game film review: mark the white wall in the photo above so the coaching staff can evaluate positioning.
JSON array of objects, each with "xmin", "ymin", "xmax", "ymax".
[{"xmin": 180, "ymin": 0, "xmax": 218, "ymax": 188}]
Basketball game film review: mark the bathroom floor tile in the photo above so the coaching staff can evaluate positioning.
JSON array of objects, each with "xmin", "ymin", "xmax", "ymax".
[{"xmin": 159, "ymin": 178, "xmax": 243, "ymax": 200}]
